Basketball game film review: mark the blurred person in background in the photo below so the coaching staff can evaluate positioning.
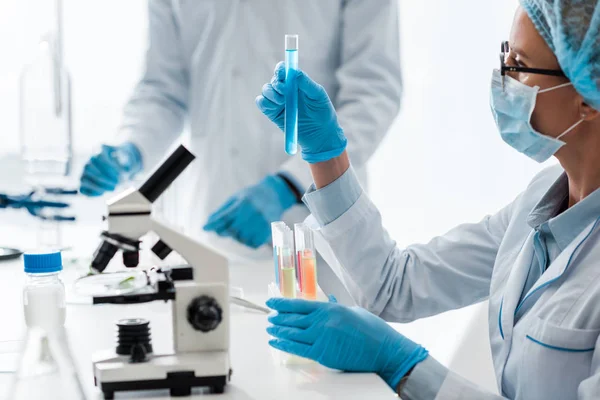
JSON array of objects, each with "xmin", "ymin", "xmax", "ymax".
[{"xmin": 79, "ymin": 0, "xmax": 401, "ymax": 259}]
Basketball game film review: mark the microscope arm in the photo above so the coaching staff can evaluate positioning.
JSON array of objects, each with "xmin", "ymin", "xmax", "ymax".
[{"xmin": 150, "ymin": 218, "xmax": 228, "ymax": 285}]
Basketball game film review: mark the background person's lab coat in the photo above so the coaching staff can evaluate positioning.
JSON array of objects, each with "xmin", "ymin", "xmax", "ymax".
[{"xmin": 117, "ymin": 0, "xmax": 402, "ymax": 259}]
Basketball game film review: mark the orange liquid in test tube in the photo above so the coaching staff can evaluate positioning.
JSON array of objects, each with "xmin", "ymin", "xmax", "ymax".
[{"xmin": 301, "ymin": 249, "xmax": 317, "ymax": 300}]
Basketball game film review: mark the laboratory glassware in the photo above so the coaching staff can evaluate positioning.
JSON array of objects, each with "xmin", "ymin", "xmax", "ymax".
[
  {"xmin": 9, "ymin": 327, "xmax": 87, "ymax": 400},
  {"xmin": 20, "ymin": 0, "xmax": 72, "ymax": 179},
  {"xmin": 294, "ymin": 223, "xmax": 318, "ymax": 300},
  {"xmin": 19, "ymin": 0, "xmax": 73, "ymax": 249},
  {"xmin": 284, "ymin": 34, "xmax": 299, "ymax": 155}
]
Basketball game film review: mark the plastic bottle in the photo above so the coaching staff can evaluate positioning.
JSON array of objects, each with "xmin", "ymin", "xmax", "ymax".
[{"xmin": 22, "ymin": 251, "xmax": 66, "ymax": 333}]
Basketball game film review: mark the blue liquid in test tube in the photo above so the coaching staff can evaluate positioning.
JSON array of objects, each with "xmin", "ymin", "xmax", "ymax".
[{"xmin": 285, "ymin": 34, "xmax": 299, "ymax": 155}]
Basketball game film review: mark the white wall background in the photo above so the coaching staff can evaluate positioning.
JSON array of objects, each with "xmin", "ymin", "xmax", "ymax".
[
  {"xmin": 0, "ymin": 0, "xmax": 557, "ymax": 393},
  {"xmin": 372, "ymin": 0, "xmax": 548, "ymax": 248}
]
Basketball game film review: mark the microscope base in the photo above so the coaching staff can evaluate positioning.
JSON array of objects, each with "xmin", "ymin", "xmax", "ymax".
[
  {"xmin": 98, "ymin": 373, "xmax": 230, "ymax": 399},
  {"xmin": 93, "ymin": 350, "xmax": 231, "ymax": 399}
]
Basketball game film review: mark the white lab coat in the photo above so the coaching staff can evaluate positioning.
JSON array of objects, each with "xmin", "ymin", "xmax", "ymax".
[
  {"xmin": 307, "ymin": 165, "xmax": 600, "ymax": 399},
  {"xmin": 118, "ymin": 0, "xmax": 401, "ymax": 258}
]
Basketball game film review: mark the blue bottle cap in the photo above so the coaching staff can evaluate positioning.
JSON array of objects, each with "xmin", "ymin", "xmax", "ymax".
[{"xmin": 23, "ymin": 251, "xmax": 63, "ymax": 274}]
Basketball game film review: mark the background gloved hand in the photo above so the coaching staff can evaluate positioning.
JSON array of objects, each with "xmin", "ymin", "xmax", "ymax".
[
  {"xmin": 256, "ymin": 62, "xmax": 347, "ymax": 164},
  {"xmin": 79, "ymin": 143, "xmax": 142, "ymax": 197},
  {"xmin": 0, "ymin": 189, "xmax": 75, "ymax": 221},
  {"xmin": 203, "ymin": 175, "xmax": 298, "ymax": 249},
  {"xmin": 266, "ymin": 298, "xmax": 429, "ymax": 390}
]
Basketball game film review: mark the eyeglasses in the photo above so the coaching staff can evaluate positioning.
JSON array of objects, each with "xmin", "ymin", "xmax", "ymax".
[{"xmin": 500, "ymin": 41, "xmax": 566, "ymax": 78}]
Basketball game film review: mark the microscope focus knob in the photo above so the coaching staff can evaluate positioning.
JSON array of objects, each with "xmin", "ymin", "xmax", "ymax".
[{"xmin": 187, "ymin": 296, "xmax": 223, "ymax": 333}]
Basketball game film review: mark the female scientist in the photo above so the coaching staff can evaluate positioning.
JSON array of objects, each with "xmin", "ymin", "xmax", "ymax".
[{"xmin": 256, "ymin": 1, "xmax": 600, "ymax": 399}]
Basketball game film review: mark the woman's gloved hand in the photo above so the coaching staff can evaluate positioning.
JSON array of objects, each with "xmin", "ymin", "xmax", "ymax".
[
  {"xmin": 256, "ymin": 62, "xmax": 347, "ymax": 163},
  {"xmin": 203, "ymin": 175, "xmax": 298, "ymax": 249},
  {"xmin": 79, "ymin": 143, "xmax": 143, "ymax": 197},
  {"xmin": 266, "ymin": 298, "xmax": 429, "ymax": 389}
]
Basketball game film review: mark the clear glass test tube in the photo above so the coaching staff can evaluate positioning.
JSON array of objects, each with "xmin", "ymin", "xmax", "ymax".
[
  {"xmin": 284, "ymin": 34, "xmax": 299, "ymax": 155},
  {"xmin": 280, "ymin": 224, "xmax": 296, "ymax": 298},
  {"xmin": 294, "ymin": 223, "xmax": 317, "ymax": 300},
  {"xmin": 280, "ymin": 248, "xmax": 296, "ymax": 299},
  {"xmin": 271, "ymin": 222, "xmax": 285, "ymax": 290}
]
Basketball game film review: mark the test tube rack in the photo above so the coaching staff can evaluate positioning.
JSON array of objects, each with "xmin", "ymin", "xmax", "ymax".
[{"xmin": 270, "ymin": 222, "xmax": 318, "ymax": 300}]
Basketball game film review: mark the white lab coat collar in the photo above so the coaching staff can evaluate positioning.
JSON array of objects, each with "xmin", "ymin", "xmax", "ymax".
[{"xmin": 522, "ymin": 216, "xmax": 600, "ymax": 306}]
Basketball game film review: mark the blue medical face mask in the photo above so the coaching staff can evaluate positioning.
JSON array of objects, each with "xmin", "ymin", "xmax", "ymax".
[{"xmin": 490, "ymin": 69, "xmax": 584, "ymax": 163}]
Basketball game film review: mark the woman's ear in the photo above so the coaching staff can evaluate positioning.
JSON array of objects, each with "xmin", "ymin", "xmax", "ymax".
[{"xmin": 579, "ymin": 100, "xmax": 600, "ymax": 121}]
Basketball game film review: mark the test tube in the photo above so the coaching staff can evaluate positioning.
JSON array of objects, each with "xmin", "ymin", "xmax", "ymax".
[
  {"xmin": 294, "ymin": 223, "xmax": 317, "ymax": 300},
  {"xmin": 271, "ymin": 222, "xmax": 297, "ymax": 298},
  {"xmin": 284, "ymin": 34, "xmax": 299, "ymax": 155},
  {"xmin": 280, "ymin": 248, "xmax": 296, "ymax": 299},
  {"xmin": 271, "ymin": 222, "xmax": 285, "ymax": 290},
  {"xmin": 280, "ymin": 224, "xmax": 296, "ymax": 298}
]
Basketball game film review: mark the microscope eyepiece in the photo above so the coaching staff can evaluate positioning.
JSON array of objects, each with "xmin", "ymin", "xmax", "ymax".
[{"xmin": 139, "ymin": 145, "xmax": 195, "ymax": 203}]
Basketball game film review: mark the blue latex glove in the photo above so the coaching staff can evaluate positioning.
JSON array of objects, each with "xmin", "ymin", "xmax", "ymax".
[
  {"xmin": 79, "ymin": 143, "xmax": 142, "ymax": 197},
  {"xmin": 266, "ymin": 298, "xmax": 429, "ymax": 389},
  {"xmin": 203, "ymin": 175, "xmax": 297, "ymax": 249},
  {"xmin": 256, "ymin": 62, "xmax": 347, "ymax": 164},
  {"xmin": 0, "ymin": 190, "xmax": 75, "ymax": 221}
]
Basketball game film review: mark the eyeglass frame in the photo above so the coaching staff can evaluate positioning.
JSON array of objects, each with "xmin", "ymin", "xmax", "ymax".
[{"xmin": 500, "ymin": 41, "xmax": 566, "ymax": 78}]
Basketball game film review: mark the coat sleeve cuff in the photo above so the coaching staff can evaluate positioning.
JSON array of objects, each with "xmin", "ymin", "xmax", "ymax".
[
  {"xmin": 400, "ymin": 356, "xmax": 448, "ymax": 400},
  {"xmin": 301, "ymin": 166, "xmax": 363, "ymax": 227}
]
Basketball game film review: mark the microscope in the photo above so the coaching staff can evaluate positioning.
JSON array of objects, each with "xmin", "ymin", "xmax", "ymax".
[{"xmin": 90, "ymin": 145, "xmax": 231, "ymax": 399}]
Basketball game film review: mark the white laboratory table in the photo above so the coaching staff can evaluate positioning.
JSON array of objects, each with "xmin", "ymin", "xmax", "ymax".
[{"xmin": 0, "ymin": 214, "xmax": 396, "ymax": 400}]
